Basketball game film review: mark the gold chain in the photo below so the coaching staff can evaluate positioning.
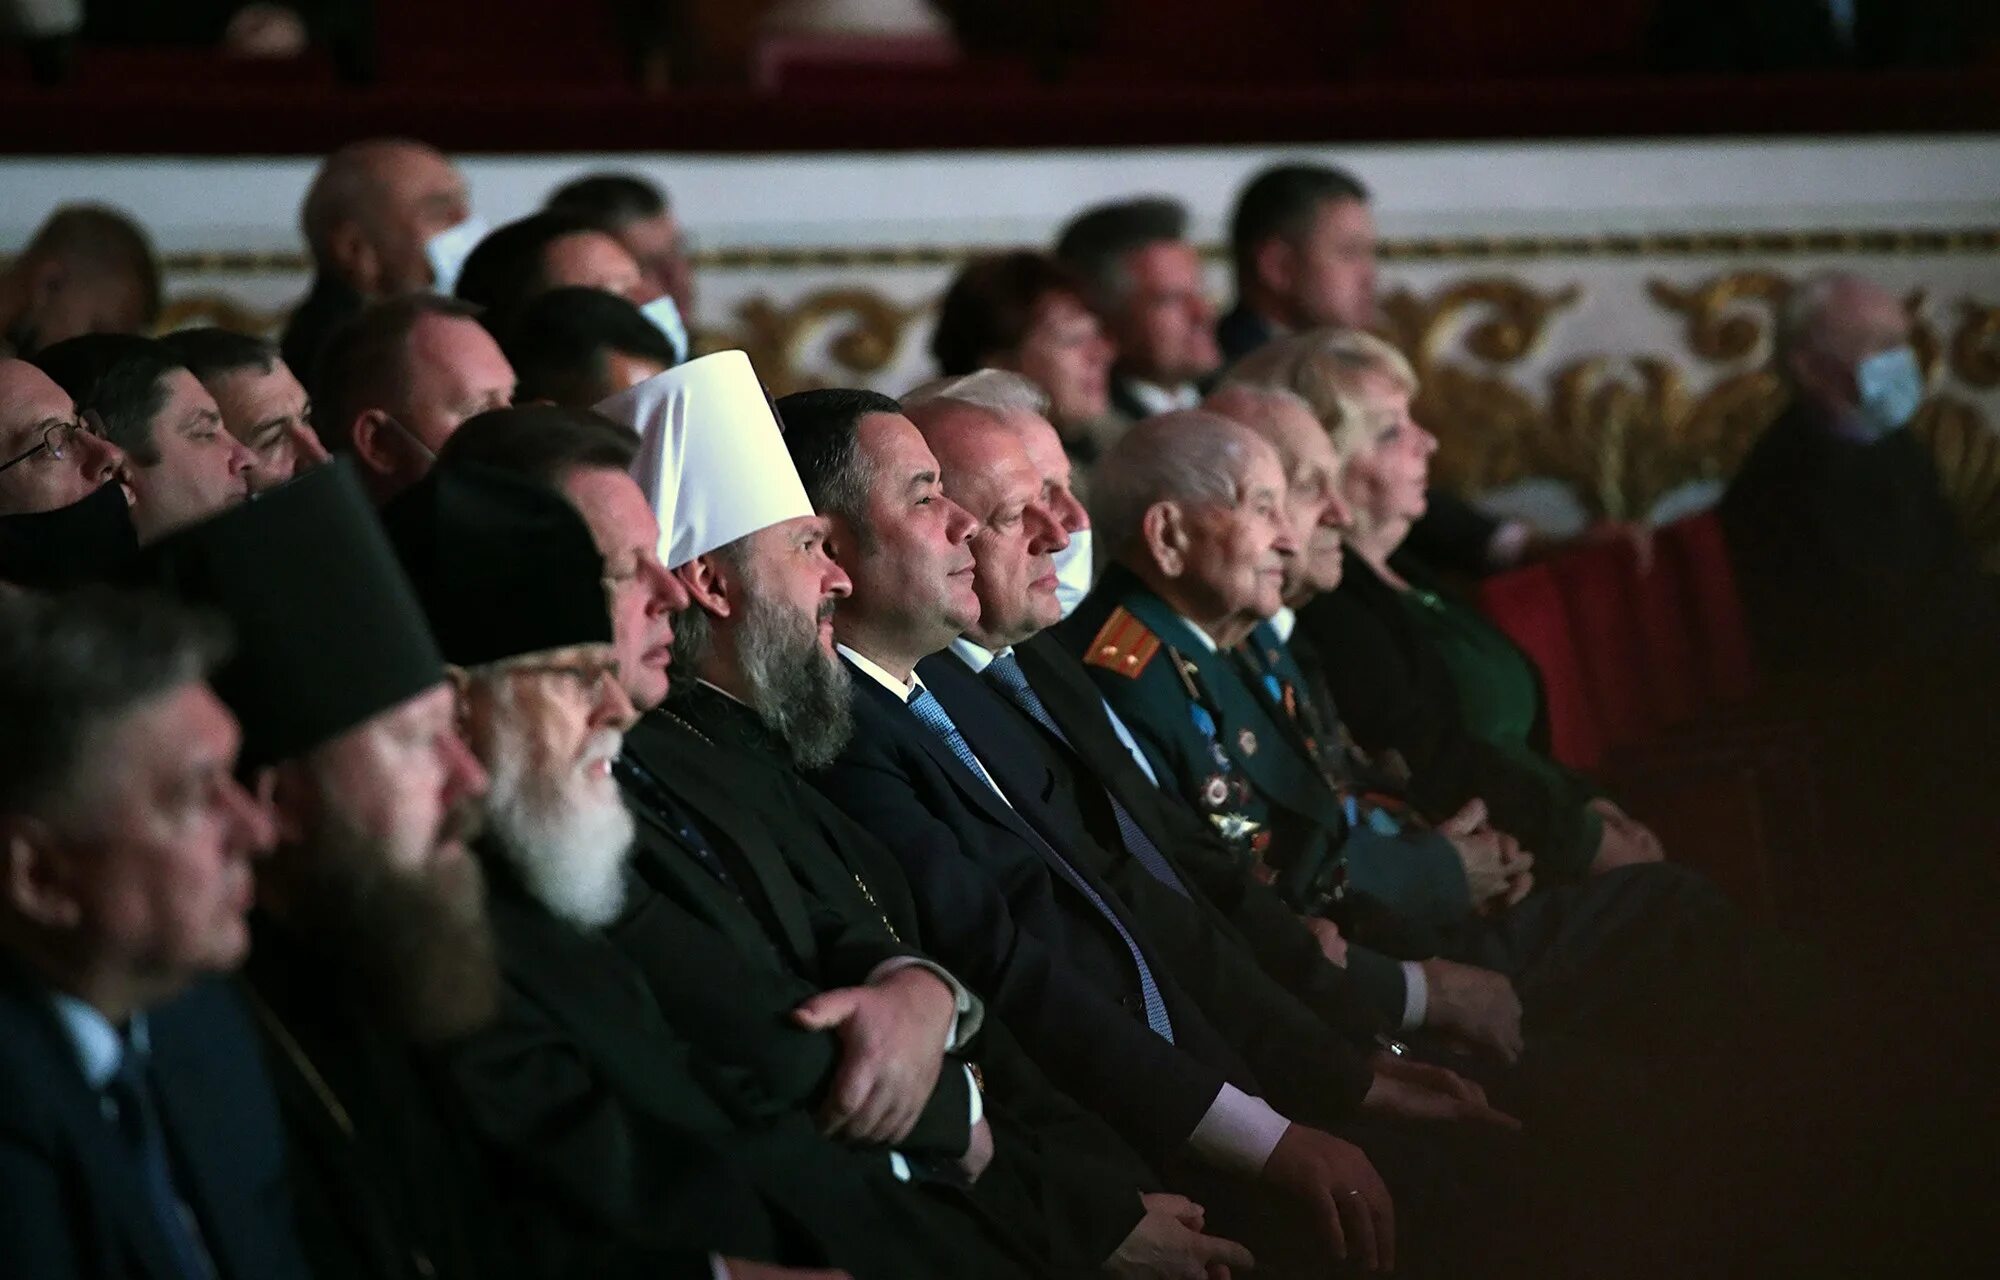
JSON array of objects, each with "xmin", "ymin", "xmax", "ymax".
[{"xmin": 244, "ymin": 987, "xmax": 355, "ymax": 1140}]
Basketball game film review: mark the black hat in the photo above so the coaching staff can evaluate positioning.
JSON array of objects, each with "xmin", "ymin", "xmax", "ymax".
[
  {"xmin": 380, "ymin": 462, "xmax": 611, "ymax": 670},
  {"xmin": 0, "ymin": 481, "xmax": 140, "ymax": 591},
  {"xmin": 145, "ymin": 460, "xmax": 445, "ymax": 770}
]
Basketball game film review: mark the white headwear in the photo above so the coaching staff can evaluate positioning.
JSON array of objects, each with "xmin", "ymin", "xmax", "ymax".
[{"xmin": 595, "ymin": 350, "xmax": 812, "ymax": 569}]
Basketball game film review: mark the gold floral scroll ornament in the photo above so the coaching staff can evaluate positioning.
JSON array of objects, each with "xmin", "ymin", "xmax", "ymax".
[{"xmin": 706, "ymin": 287, "xmax": 929, "ymax": 397}]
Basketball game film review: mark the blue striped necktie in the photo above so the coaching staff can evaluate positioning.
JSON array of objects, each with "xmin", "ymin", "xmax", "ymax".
[
  {"xmin": 983, "ymin": 652, "xmax": 1192, "ymax": 900},
  {"xmin": 906, "ymin": 683, "xmax": 1175, "ymax": 1042},
  {"xmin": 103, "ymin": 1040, "xmax": 217, "ymax": 1280}
]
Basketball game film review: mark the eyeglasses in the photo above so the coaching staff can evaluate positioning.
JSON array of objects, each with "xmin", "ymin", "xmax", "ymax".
[{"xmin": 0, "ymin": 410, "xmax": 108, "ymax": 476}]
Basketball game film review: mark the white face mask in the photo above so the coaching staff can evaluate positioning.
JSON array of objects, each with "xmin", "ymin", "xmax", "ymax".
[
  {"xmin": 1052, "ymin": 526, "xmax": 1094, "ymax": 621},
  {"xmin": 639, "ymin": 293, "xmax": 690, "ymax": 364},
  {"xmin": 423, "ymin": 215, "xmax": 489, "ymax": 295}
]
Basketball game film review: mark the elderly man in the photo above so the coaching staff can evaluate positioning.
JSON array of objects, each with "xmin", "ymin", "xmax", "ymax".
[
  {"xmin": 0, "ymin": 356, "xmax": 129, "ymax": 516},
  {"xmin": 791, "ymin": 385, "xmax": 1478, "ymax": 1274},
  {"xmin": 1722, "ymin": 271, "xmax": 2000, "ymax": 671},
  {"xmin": 385, "ymin": 462, "xmax": 1030, "ymax": 1278},
  {"xmin": 446, "ymin": 371, "xmax": 1236, "ymax": 1279},
  {"xmin": 0, "ymin": 204, "xmax": 159, "ymax": 360},
  {"xmin": 282, "ymin": 139, "xmax": 481, "ymax": 379},
  {"xmin": 0, "ymin": 587, "xmax": 310, "ymax": 1280},
  {"xmin": 310, "ymin": 295, "xmax": 515, "ymax": 504},
  {"xmin": 158, "ymin": 329, "xmax": 327, "ymax": 492},
  {"xmin": 1054, "ymin": 198, "xmax": 1221, "ymax": 431},
  {"xmin": 32, "ymin": 335, "xmax": 252, "ymax": 542}
]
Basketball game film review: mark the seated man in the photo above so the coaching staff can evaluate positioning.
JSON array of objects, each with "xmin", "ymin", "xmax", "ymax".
[
  {"xmin": 501, "ymin": 287, "xmax": 678, "ymax": 409},
  {"xmin": 158, "ymin": 328, "xmax": 327, "ymax": 492},
  {"xmin": 284, "ymin": 139, "xmax": 482, "ymax": 378},
  {"xmin": 385, "ymin": 462, "xmax": 1042, "ymax": 1278},
  {"xmin": 543, "ymin": 171, "xmax": 696, "ymax": 363},
  {"xmin": 455, "ymin": 212, "xmax": 658, "ymax": 342},
  {"xmin": 1054, "ymin": 198, "xmax": 1220, "ymax": 432},
  {"xmin": 0, "ymin": 357, "xmax": 129, "ymax": 517},
  {"xmin": 0, "ymin": 204, "xmax": 159, "ymax": 359},
  {"xmin": 309, "ymin": 295, "xmax": 515, "ymax": 504},
  {"xmin": 32, "ymin": 334, "xmax": 252, "ymax": 541},
  {"xmin": 0, "ymin": 587, "xmax": 311, "ymax": 1280}
]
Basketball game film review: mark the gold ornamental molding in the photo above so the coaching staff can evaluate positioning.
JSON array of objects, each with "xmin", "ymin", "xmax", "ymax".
[{"xmin": 12, "ymin": 223, "xmax": 1997, "ymax": 278}]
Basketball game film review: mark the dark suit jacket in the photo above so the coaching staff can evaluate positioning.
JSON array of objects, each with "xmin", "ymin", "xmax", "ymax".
[
  {"xmin": 648, "ymin": 688, "xmax": 1161, "ymax": 1271},
  {"xmin": 0, "ymin": 965, "xmax": 314, "ymax": 1280},
  {"xmin": 816, "ymin": 661, "xmax": 1260, "ymax": 1169},
  {"xmin": 1402, "ymin": 488, "xmax": 1507, "ymax": 581},
  {"xmin": 282, "ymin": 273, "xmax": 363, "ymax": 407},
  {"xmin": 1011, "ymin": 632, "xmax": 1386, "ymax": 1043},
  {"xmin": 1215, "ymin": 303, "xmax": 1277, "ymax": 366}
]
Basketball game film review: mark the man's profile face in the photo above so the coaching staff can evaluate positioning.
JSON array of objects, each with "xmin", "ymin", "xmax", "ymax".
[
  {"xmin": 844, "ymin": 412, "xmax": 981, "ymax": 650},
  {"xmin": 398, "ymin": 314, "xmax": 517, "ymax": 455},
  {"xmin": 47, "ymin": 682, "xmax": 272, "ymax": 985},
  {"xmin": 0, "ymin": 359, "xmax": 128, "ymax": 516},
  {"xmin": 1113, "ymin": 240, "xmax": 1221, "ymax": 386},
  {"xmin": 1010, "ymin": 409, "xmax": 1088, "ymax": 536},
  {"xmin": 559, "ymin": 466, "xmax": 688, "ymax": 712},
  {"xmin": 364, "ymin": 144, "xmax": 472, "ymax": 296},
  {"xmin": 1249, "ymin": 396, "xmax": 1351, "ymax": 598},
  {"xmin": 205, "ymin": 359, "xmax": 326, "ymax": 493},
  {"xmin": 541, "ymin": 232, "xmax": 648, "ymax": 304},
  {"xmin": 18, "ymin": 264, "xmax": 150, "ymax": 354},
  {"xmin": 943, "ymin": 425, "xmax": 1068, "ymax": 649},
  {"xmin": 303, "ymin": 684, "xmax": 487, "ymax": 880},
  {"xmin": 1289, "ymin": 197, "xmax": 1378, "ymax": 330},
  {"xmin": 1178, "ymin": 443, "xmax": 1297, "ymax": 624},
  {"xmin": 128, "ymin": 370, "xmax": 253, "ymax": 542},
  {"xmin": 741, "ymin": 514, "xmax": 851, "ymax": 659},
  {"xmin": 613, "ymin": 210, "xmax": 696, "ymax": 314}
]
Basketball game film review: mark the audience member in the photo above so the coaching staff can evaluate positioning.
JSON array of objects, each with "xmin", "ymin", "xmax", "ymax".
[
  {"xmin": 309, "ymin": 294, "xmax": 515, "ymax": 504},
  {"xmin": 1218, "ymin": 164, "xmax": 1376, "ymax": 364},
  {"xmin": 0, "ymin": 356, "xmax": 128, "ymax": 516},
  {"xmin": 1721, "ymin": 270, "xmax": 2000, "ymax": 673},
  {"xmin": 0, "ymin": 586, "xmax": 311, "ymax": 1280},
  {"xmin": 284, "ymin": 139, "xmax": 480, "ymax": 380},
  {"xmin": 929, "ymin": 251, "xmax": 1117, "ymax": 468},
  {"xmin": 454, "ymin": 212, "xmax": 651, "ymax": 340},
  {"xmin": 158, "ymin": 327, "xmax": 327, "ymax": 492},
  {"xmin": 1054, "ymin": 198, "xmax": 1221, "ymax": 429},
  {"xmin": 0, "ymin": 204, "xmax": 160, "ymax": 359},
  {"xmin": 501, "ymin": 286, "xmax": 678, "ymax": 409},
  {"xmin": 32, "ymin": 333, "xmax": 253, "ymax": 541},
  {"xmin": 544, "ymin": 170, "xmax": 697, "ymax": 358}
]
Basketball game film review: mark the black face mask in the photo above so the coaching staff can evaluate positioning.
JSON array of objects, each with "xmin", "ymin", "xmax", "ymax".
[{"xmin": 0, "ymin": 479, "xmax": 140, "ymax": 591}]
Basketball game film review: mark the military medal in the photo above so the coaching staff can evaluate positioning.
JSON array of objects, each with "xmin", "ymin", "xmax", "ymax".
[
  {"xmin": 1238, "ymin": 728, "xmax": 1258, "ymax": 756},
  {"xmin": 1201, "ymin": 774, "xmax": 1230, "ymax": 808}
]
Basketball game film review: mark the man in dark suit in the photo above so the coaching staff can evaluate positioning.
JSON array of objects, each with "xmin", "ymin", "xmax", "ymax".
[
  {"xmin": 0, "ymin": 587, "xmax": 313, "ymax": 1280},
  {"xmin": 448, "ymin": 374, "xmax": 1252, "ymax": 1278},
  {"xmin": 385, "ymin": 460, "xmax": 1037, "ymax": 1279}
]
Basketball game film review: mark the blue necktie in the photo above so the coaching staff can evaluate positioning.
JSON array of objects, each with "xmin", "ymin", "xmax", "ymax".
[
  {"xmin": 102, "ymin": 1040, "xmax": 216, "ymax": 1280},
  {"xmin": 983, "ymin": 653, "xmax": 1192, "ymax": 900},
  {"xmin": 906, "ymin": 684, "xmax": 1175, "ymax": 1043}
]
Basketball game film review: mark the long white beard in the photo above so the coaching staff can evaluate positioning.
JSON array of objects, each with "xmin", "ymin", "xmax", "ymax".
[{"xmin": 484, "ymin": 728, "xmax": 635, "ymax": 930}]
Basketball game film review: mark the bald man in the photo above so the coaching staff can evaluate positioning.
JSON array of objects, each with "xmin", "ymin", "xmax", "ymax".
[
  {"xmin": 1721, "ymin": 271, "xmax": 1999, "ymax": 670},
  {"xmin": 0, "ymin": 358, "xmax": 130, "ymax": 517},
  {"xmin": 0, "ymin": 206, "xmax": 159, "ymax": 360},
  {"xmin": 282, "ymin": 138, "xmax": 480, "ymax": 379}
]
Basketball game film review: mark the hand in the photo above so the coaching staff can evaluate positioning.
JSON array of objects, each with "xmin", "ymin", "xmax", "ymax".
[
  {"xmin": 1587, "ymin": 799, "xmax": 1665, "ymax": 875},
  {"xmin": 1438, "ymin": 797, "xmax": 1489, "ymax": 836},
  {"xmin": 1262, "ymin": 1123, "xmax": 1395, "ymax": 1272},
  {"xmin": 1363, "ymin": 1054, "xmax": 1523, "ymax": 1132},
  {"xmin": 956, "ymin": 1120, "xmax": 996, "ymax": 1184},
  {"xmin": 1303, "ymin": 915, "xmax": 1348, "ymax": 967},
  {"xmin": 1105, "ymin": 1192, "xmax": 1257, "ymax": 1279},
  {"xmin": 719, "ymin": 1262, "xmax": 853, "ymax": 1280},
  {"xmin": 792, "ymin": 967, "xmax": 956, "ymax": 1144},
  {"xmin": 1488, "ymin": 833, "xmax": 1535, "ymax": 913},
  {"xmin": 1419, "ymin": 958, "xmax": 1523, "ymax": 1064},
  {"xmin": 222, "ymin": 4, "xmax": 308, "ymax": 58},
  {"xmin": 1446, "ymin": 827, "xmax": 1512, "ymax": 905}
]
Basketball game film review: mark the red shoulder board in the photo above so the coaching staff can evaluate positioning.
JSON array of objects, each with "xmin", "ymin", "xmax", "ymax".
[{"xmin": 1083, "ymin": 606, "xmax": 1162, "ymax": 679}]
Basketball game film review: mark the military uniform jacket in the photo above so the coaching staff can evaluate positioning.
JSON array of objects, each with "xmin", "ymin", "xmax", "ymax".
[
  {"xmin": 0, "ymin": 965, "xmax": 315, "ymax": 1280},
  {"xmin": 1057, "ymin": 567, "xmax": 1473, "ymax": 943}
]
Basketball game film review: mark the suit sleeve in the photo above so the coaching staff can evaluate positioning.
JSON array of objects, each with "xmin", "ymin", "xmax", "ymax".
[
  {"xmin": 0, "ymin": 1139, "xmax": 84, "ymax": 1279},
  {"xmin": 812, "ymin": 738, "xmax": 1232, "ymax": 1171}
]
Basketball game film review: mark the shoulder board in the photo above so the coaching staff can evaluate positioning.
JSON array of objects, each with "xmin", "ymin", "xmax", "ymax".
[{"xmin": 1083, "ymin": 605, "xmax": 1163, "ymax": 679}]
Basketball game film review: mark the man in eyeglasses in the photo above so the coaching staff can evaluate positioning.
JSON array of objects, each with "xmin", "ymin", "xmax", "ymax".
[{"xmin": 0, "ymin": 358, "xmax": 130, "ymax": 518}]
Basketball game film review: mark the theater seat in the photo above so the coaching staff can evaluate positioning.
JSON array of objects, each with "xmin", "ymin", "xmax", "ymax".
[
  {"xmin": 1474, "ymin": 562, "xmax": 1604, "ymax": 771},
  {"xmin": 1658, "ymin": 512, "xmax": 1757, "ymax": 705},
  {"xmin": 1548, "ymin": 540, "xmax": 1658, "ymax": 753}
]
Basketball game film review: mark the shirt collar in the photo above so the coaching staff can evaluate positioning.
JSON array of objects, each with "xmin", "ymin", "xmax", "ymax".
[
  {"xmin": 948, "ymin": 636, "xmax": 1010, "ymax": 674},
  {"xmin": 1172, "ymin": 611, "xmax": 1219, "ymax": 653},
  {"xmin": 837, "ymin": 643, "xmax": 924, "ymax": 701},
  {"xmin": 47, "ymin": 993, "xmax": 147, "ymax": 1090},
  {"xmin": 1122, "ymin": 378, "xmax": 1201, "ymax": 418},
  {"xmin": 695, "ymin": 676, "xmax": 752, "ymax": 709},
  {"xmin": 1269, "ymin": 606, "xmax": 1297, "ymax": 643}
]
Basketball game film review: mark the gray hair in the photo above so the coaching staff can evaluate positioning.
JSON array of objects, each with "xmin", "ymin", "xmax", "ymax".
[
  {"xmin": 1092, "ymin": 410, "xmax": 1262, "ymax": 559},
  {"xmin": 1204, "ymin": 380, "xmax": 1319, "ymax": 433},
  {"xmin": 1777, "ymin": 271, "xmax": 1872, "ymax": 368},
  {"xmin": 1228, "ymin": 328, "xmax": 1417, "ymax": 459},
  {"xmin": 903, "ymin": 368, "xmax": 1051, "ymax": 419},
  {"xmin": 0, "ymin": 588, "xmax": 232, "ymax": 818}
]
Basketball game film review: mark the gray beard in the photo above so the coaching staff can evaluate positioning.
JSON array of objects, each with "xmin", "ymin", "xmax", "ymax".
[
  {"xmin": 737, "ymin": 592, "xmax": 854, "ymax": 771},
  {"xmin": 484, "ymin": 729, "xmax": 636, "ymax": 931},
  {"xmin": 279, "ymin": 805, "xmax": 501, "ymax": 1044}
]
